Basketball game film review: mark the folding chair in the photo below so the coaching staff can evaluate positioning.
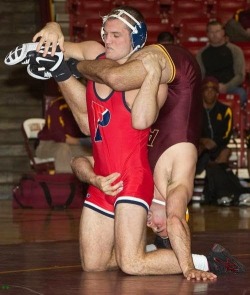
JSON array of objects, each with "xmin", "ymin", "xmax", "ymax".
[{"xmin": 22, "ymin": 118, "xmax": 55, "ymax": 174}]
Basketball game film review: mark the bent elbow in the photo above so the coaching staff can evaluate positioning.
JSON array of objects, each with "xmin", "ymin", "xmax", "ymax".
[
  {"xmin": 132, "ymin": 119, "xmax": 151, "ymax": 130},
  {"xmin": 81, "ymin": 127, "xmax": 90, "ymax": 136}
]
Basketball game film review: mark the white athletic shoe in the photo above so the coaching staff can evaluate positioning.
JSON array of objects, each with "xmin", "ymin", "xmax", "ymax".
[
  {"xmin": 4, "ymin": 42, "xmax": 38, "ymax": 65},
  {"xmin": 238, "ymin": 193, "xmax": 250, "ymax": 206},
  {"xmin": 4, "ymin": 42, "xmax": 63, "ymax": 72}
]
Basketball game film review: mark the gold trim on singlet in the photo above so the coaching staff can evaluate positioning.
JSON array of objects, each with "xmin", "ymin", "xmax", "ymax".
[{"xmin": 153, "ymin": 44, "xmax": 176, "ymax": 83}]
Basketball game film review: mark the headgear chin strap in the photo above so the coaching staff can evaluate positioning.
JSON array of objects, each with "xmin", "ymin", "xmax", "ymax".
[{"xmin": 101, "ymin": 9, "xmax": 147, "ymax": 51}]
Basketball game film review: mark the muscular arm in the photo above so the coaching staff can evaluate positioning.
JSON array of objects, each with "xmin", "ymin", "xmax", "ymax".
[
  {"xmin": 33, "ymin": 22, "xmax": 105, "ymax": 60},
  {"xmin": 77, "ymin": 46, "xmax": 170, "ymax": 91},
  {"xmin": 33, "ymin": 23, "xmax": 169, "ymax": 91},
  {"xmin": 131, "ymin": 53, "xmax": 167, "ymax": 129},
  {"xmin": 71, "ymin": 156, "xmax": 123, "ymax": 196}
]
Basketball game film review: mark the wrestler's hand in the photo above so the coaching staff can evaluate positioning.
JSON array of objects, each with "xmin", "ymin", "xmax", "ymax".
[
  {"xmin": 33, "ymin": 22, "xmax": 65, "ymax": 56},
  {"xmin": 137, "ymin": 52, "xmax": 166, "ymax": 73},
  {"xmin": 185, "ymin": 269, "xmax": 217, "ymax": 281},
  {"xmin": 94, "ymin": 173, "xmax": 123, "ymax": 196}
]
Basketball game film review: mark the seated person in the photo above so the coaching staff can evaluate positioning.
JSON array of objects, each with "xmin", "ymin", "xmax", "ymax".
[
  {"xmin": 196, "ymin": 20, "xmax": 247, "ymax": 106},
  {"xmin": 196, "ymin": 77, "xmax": 233, "ymax": 174},
  {"xmin": 224, "ymin": 8, "xmax": 250, "ymax": 42},
  {"xmin": 36, "ymin": 96, "xmax": 92, "ymax": 173}
]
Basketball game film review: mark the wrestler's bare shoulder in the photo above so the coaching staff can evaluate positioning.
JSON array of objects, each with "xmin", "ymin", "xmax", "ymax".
[
  {"xmin": 131, "ymin": 45, "xmax": 173, "ymax": 84},
  {"xmin": 130, "ymin": 44, "xmax": 165, "ymax": 57},
  {"xmin": 64, "ymin": 40, "xmax": 105, "ymax": 60}
]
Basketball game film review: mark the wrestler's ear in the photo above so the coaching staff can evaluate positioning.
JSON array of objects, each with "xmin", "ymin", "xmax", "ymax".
[{"xmin": 147, "ymin": 210, "xmax": 153, "ymax": 227}]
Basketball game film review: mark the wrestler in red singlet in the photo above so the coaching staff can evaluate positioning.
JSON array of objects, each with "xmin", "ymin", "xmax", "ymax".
[
  {"xmin": 148, "ymin": 44, "xmax": 202, "ymax": 170},
  {"xmin": 84, "ymin": 54, "xmax": 154, "ymax": 218}
]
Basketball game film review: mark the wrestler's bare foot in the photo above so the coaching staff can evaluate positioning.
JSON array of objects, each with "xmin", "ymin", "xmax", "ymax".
[{"xmin": 185, "ymin": 269, "xmax": 217, "ymax": 281}]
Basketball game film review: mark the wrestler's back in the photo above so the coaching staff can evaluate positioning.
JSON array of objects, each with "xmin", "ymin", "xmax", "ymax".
[{"xmin": 148, "ymin": 44, "xmax": 202, "ymax": 170}]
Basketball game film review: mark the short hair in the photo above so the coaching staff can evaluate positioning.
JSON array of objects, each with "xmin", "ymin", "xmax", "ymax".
[
  {"xmin": 207, "ymin": 20, "xmax": 224, "ymax": 31},
  {"xmin": 157, "ymin": 31, "xmax": 174, "ymax": 44}
]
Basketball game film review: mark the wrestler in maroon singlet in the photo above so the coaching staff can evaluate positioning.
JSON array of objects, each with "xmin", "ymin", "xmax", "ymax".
[{"xmin": 148, "ymin": 44, "xmax": 202, "ymax": 170}]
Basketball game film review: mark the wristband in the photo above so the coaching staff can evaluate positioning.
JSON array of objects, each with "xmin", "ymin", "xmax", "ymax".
[
  {"xmin": 67, "ymin": 58, "xmax": 82, "ymax": 79},
  {"xmin": 52, "ymin": 60, "xmax": 72, "ymax": 82}
]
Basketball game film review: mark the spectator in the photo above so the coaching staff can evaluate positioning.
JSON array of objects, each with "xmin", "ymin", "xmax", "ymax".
[
  {"xmin": 196, "ymin": 76, "xmax": 233, "ymax": 174},
  {"xmin": 36, "ymin": 96, "xmax": 92, "ymax": 173},
  {"xmin": 196, "ymin": 20, "xmax": 247, "ymax": 106},
  {"xmin": 157, "ymin": 31, "xmax": 175, "ymax": 44},
  {"xmin": 224, "ymin": 8, "xmax": 250, "ymax": 42}
]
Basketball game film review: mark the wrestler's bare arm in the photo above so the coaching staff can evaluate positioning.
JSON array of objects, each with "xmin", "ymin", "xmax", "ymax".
[
  {"xmin": 77, "ymin": 46, "xmax": 171, "ymax": 91},
  {"xmin": 158, "ymin": 144, "xmax": 199, "ymax": 278},
  {"xmin": 32, "ymin": 22, "xmax": 169, "ymax": 90},
  {"xmin": 33, "ymin": 22, "xmax": 105, "ymax": 60},
  {"xmin": 71, "ymin": 156, "xmax": 123, "ymax": 196},
  {"xmin": 131, "ymin": 53, "xmax": 167, "ymax": 129}
]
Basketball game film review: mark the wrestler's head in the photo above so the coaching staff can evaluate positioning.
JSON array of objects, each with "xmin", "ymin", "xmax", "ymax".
[
  {"xmin": 147, "ymin": 200, "xmax": 168, "ymax": 239},
  {"xmin": 101, "ymin": 6, "xmax": 147, "ymax": 62},
  {"xmin": 147, "ymin": 199, "xmax": 189, "ymax": 238}
]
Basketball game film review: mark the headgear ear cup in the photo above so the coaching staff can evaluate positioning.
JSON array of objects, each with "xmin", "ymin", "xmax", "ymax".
[{"xmin": 131, "ymin": 22, "xmax": 147, "ymax": 50}]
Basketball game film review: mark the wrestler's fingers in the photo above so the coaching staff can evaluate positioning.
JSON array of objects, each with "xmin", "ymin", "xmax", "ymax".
[
  {"xmin": 32, "ymin": 32, "xmax": 41, "ymax": 43},
  {"xmin": 35, "ymin": 36, "xmax": 50, "ymax": 55},
  {"xmin": 107, "ymin": 186, "xmax": 124, "ymax": 196},
  {"xmin": 102, "ymin": 180, "xmax": 123, "ymax": 196},
  {"xmin": 57, "ymin": 37, "xmax": 65, "ymax": 53},
  {"xmin": 186, "ymin": 270, "xmax": 217, "ymax": 281},
  {"xmin": 34, "ymin": 36, "xmax": 45, "ymax": 52},
  {"xmin": 43, "ymin": 39, "xmax": 55, "ymax": 56},
  {"xmin": 103, "ymin": 180, "xmax": 123, "ymax": 192},
  {"xmin": 106, "ymin": 172, "xmax": 121, "ymax": 183},
  {"xmin": 49, "ymin": 40, "xmax": 59, "ymax": 56},
  {"xmin": 109, "ymin": 181, "xmax": 123, "ymax": 191}
]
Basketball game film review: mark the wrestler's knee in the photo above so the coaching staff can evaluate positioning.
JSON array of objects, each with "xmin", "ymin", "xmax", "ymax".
[
  {"xmin": 116, "ymin": 251, "xmax": 144, "ymax": 275},
  {"xmin": 80, "ymin": 246, "xmax": 110, "ymax": 272},
  {"xmin": 81, "ymin": 255, "xmax": 109, "ymax": 272}
]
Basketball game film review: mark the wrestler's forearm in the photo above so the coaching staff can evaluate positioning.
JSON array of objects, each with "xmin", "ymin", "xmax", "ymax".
[
  {"xmin": 71, "ymin": 156, "xmax": 95, "ymax": 184},
  {"xmin": 71, "ymin": 156, "xmax": 123, "ymax": 196},
  {"xmin": 132, "ymin": 70, "xmax": 160, "ymax": 129},
  {"xmin": 167, "ymin": 218, "xmax": 195, "ymax": 277},
  {"xmin": 77, "ymin": 59, "xmax": 147, "ymax": 91}
]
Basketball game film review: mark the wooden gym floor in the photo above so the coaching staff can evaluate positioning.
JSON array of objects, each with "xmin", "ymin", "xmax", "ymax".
[{"xmin": 0, "ymin": 200, "xmax": 250, "ymax": 295}]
